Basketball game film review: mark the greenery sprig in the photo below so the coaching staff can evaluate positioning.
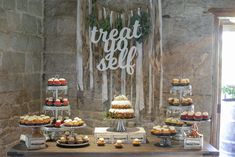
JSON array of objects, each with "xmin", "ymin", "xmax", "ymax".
[
  {"xmin": 87, "ymin": 1, "xmax": 151, "ymax": 43},
  {"xmin": 130, "ymin": 11, "xmax": 151, "ymax": 43},
  {"xmin": 222, "ymin": 85, "xmax": 235, "ymax": 97}
]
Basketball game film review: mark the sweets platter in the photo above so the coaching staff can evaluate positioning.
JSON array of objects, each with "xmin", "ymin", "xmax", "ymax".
[{"xmin": 56, "ymin": 141, "xmax": 89, "ymax": 148}]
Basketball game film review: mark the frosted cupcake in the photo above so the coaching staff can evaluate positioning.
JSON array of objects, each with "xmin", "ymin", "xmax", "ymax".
[
  {"xmin": 187, "ymin": 111, "xmax": 194, "ymax": 120},
  {"xmin": 194, "ymin": 112, "xmax": 202, "ymax": 121},
  {"xmin": 202, "ymin": 112, "xmax": 209, "ymax": 120},
  {"xmin": 48, "ymin": 78, "xmax": 54, "ymax": 86},
  {"xmin": 59, "ymin": 78, "xmax": 67, "ymax": 86},
  {"xmin": 53, "ymin": 78, "xmax": 61, "ymax": 86}
]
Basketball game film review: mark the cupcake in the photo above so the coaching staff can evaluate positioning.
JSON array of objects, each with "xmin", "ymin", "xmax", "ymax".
[
  {"xmin": 45, "ymin": 98, "xmax": 49, "ymax": 104},
  {"xmin": 169, "ymin": 126, "xmax": 176, "ymax": 134},
  {"xmin": 53, "ymin": 78, "xmax": 61, "ymax": 86},
  {"xmin": 132, "ymin": 138, "xmax": 141, "ymax": 146},
  {"xmin": 187, "ymin": 98, "xmax": 193, "ymax": 105},
  {"xmin": 62, "ymin": 98, "xmax": 69, "ymax": 106},
  {"xmin": 165, "ymin": 118, "xmax": 172, "ymax": 125},
  {"xmin": 47, "ymin": 97, "xmax": 53, "ymax": 106},
  {"xmin": 172, "ymin": 98, "xmax": 180, "ymax": 106},
  {"xmin": 194, "ymin": 112, "xmax": 202, "ymax": 121},
  {"xmin": 185, "ymin": 79, "xmax": 190, "ymax": 85},
  {"xmin": 97, "ymin": 138, "xmax": 105, "ymax": 146},
  {"xmin": 114, "ymin": 140, "xmax": 123, "ymax": 148},
  {"xmin": 202, "ymin": 112, "xmax": 209, "ymax": 120},
  {"xmin": 187, "ymin": 111, "xmax": 194, "ymax": 120},
  {"xmin": 168, "ymin": 98, "xmax": 174, "ymax": 105},
  {"xmin": 48, "ymin": 78, "xmax": 54, "ymax": 86},
  {"xmin": 82, "ymin": 136, "xmax": 89, "ymax": 143},
  {"xmin": 64, "ymin": 119, "xmax": 73, "ymax": 126},
  {"xmin": 64, "ymin": 131, "xmax": 70, "ymax": 136},
  {"xmin": 151, "ymin": 127, "xmax": 161, "ymax": 135},
  {"xmin": 171, "ymin": 118, "xmax": 178, "ymax": 126},
  {"xmin": 181, "ymin": 98, "xmax": 192, "ymax": 106},
  {"xmin": 59, "ymin": 78, "xmax": 67, "ymax": 86},
  {"xmin": 55, "ymin": 120, "xmax": 62, "ymax": 127},
  {"xmin": 180, "ymin": 78, "xmax": 190, "ymax": 86},
  {"xmin": 67, "ymin": 136, "xmax": 75, "ymax": 144},
  {"xmin": 180, "ymin": 79, "xmax": 188, "ymax": 85},
  {"xmin": 54, "ymin": 99, "xmax": 62, "ymax": 106},
  {"xmin": 59, "ymin": 136, "xmax": 67, "ymax": 144},
  {"xmin": 76, "ymin": 137, "xmax": 84, "ymax": 144},
  {"xmin": 180, "ymin": 111, "xmax": 188, "ymax": 120},
  {"xmin": 172, "ymin": 79, "xmax": 180, "ymax": 86}
]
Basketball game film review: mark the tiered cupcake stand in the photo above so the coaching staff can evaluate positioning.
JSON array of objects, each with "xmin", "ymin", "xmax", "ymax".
[
  {"xmin": 42, "ymin": 76, "xmax": 86, "ymax": 141},
  {"xmin": 166, "ymin": 84, "xmax": 193, "ymax": 141}
]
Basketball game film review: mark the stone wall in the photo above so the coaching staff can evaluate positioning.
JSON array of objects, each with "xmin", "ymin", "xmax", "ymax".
[
  {"xmin": 43, "ymin": 0, "xmax": 96, "ymax": 133},
  {"xmin": 44, "ymin": 0, "xmax": 77, "ymax": 100},
  {"xmin": 0, "ymin": 0, "xmax": 43, "ymax": 156},
  {"xmin": 162, "ymin": 0, "xmax": 235, "ymax": 142}
]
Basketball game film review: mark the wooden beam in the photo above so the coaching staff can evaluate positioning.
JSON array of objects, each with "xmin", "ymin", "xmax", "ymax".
[{"xmin": 208, "ymin": 8, "xmax": 235, "ymax": 17}]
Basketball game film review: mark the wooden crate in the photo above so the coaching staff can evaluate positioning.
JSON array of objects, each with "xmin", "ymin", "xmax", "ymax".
[
  {"xmin": 94, "ymin": 127, "xmax": 146, "ymax": 144},
  {"xmin": 25, "ymin": 135, "xmax": 46, "ymax": 150},
  {"xmin": 184, "ymin": 136, "xmax": 203, "ymax": 149}
]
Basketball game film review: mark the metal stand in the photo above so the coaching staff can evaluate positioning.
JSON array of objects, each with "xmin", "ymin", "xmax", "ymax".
[
  {"xmin": 31, "ymin": 127, "xmax": 44, "ymax": 138},
  {"xmin": 115, "ymin": 120, "xmax": 126, "ymax": 132},
  {"xmin": 167, "ymin": 84, "xmax": 194, "ymax": 141},
  {"xmin": 155, "ymin": 136, "xmax": 172, "ymax": 147},
  {"xmin": 19, "ymin": 125, "xmax": 47, "ymax": 149}
]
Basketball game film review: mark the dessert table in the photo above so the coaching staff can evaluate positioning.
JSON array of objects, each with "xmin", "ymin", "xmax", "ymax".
[{"xmin": 7, "ymin": 136, "xmax": 219, "ymax": 157}]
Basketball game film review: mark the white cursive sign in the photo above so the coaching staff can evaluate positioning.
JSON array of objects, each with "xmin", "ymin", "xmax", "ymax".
[{"xmin": 90, "ymin": 20, "xmax": 141, "ymax": 75}]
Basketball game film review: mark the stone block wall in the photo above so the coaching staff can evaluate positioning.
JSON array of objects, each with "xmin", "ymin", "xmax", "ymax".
[
  {"xmin": 43, "ymin": 0, "xmax": 77, "ymax": 103},
  {"xmin": 162, "ymin": 0, "xmax": 235, "ymax": 142},
  {"xmin": 0, "ymin": 0, "xmax": 43, "ymax": 156}
]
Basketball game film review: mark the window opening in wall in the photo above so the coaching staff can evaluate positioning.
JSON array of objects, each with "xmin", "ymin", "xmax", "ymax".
[{"xmin": 219, "ymin": 24, "xmax": 235, "ymax": 156}]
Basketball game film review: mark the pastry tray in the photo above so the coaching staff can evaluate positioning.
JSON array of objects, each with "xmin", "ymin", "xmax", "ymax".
[
  {"xmin": 19, "ymin": 124, "xmax": 50, "ymax": 128},
  {"xmin": 180, "ymin": 119, "xmax": 211, "ymax": 122},
  {"xmin": 56, "ymin": 141, "xmax": 89, "ymax": 148},
  {"xmin": 61, "ymin": 124, "xmax": 87, "ymax": 129},
  {"xmin": 151, "ymin": 133, "xmax": 177, "ymax": 137}
]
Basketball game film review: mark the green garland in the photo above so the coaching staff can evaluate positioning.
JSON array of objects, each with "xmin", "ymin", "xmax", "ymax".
[
  {"xmin": 130, "ymin": 11, "xmax": 151, "ymax": 43},
  {"xmin": 98, "ymin": 15, "xmax": 111, "ymax": 32},
  {"xmin": 115, "ymin": 15, "xmax": 123, "ymax": 32},
  {"xmin": 87, "ymin": 1, "xmax": 151, "ymax": 43}
]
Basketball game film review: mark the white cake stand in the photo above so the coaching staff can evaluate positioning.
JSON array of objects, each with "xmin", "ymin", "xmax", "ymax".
[{"xmin": 108, "ymin": 118, "xmax": 135, "ymax": 132}]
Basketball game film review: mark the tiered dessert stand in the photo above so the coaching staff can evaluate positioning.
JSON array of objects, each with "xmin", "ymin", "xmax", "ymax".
[
  {"xmin": 41, "ymin": 76, "xmax": 84, "ymax": 141},
  {"xmin": 166, "ymin": 83, "xmax": 194, "ymax": 141}
]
